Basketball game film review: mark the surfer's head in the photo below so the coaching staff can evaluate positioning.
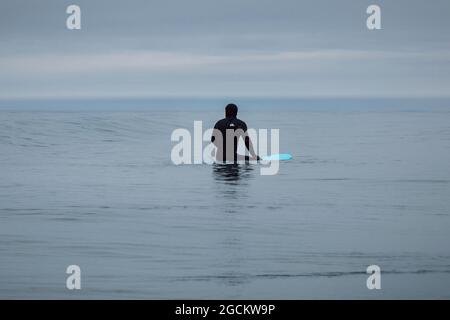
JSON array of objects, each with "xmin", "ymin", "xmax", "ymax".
[{"xmin": 225, "ymin": 103, "xmax": 238, "ymax": 118}]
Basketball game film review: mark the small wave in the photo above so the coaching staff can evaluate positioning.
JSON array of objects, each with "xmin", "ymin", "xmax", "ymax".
[{"xmin": 174, "ymin": 269, "xmax": 450, "ymax": 282}]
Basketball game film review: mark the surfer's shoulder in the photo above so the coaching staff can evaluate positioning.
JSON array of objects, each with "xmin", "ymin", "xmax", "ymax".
[
  {"xmin": 213, "ymin": 118, "xmax": 227, "ymax": 128},
  {"xmin": 235, "ymin": 118, "xmax": 248, "ymax": 131}
]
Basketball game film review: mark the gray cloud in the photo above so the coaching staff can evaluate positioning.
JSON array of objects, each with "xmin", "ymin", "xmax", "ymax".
[{"xmin": 1, "ymin": 0, "xmax": 450, "ymax": 98}]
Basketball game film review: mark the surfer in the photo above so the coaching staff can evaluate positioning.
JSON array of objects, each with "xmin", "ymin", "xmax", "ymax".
[{"xmin": 211, "ymin": 103, "xmax": 260, "ymax": 162}]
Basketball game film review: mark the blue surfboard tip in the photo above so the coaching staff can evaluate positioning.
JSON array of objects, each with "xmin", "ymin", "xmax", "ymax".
[{"xmin": 261, "ymin": 153, "xmax": 292, "ymax": 161}]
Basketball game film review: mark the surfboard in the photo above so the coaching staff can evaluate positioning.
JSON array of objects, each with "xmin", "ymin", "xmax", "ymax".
[{"xmin": 261, "ymin": 154, "xmax": 292, "ymax": 161}]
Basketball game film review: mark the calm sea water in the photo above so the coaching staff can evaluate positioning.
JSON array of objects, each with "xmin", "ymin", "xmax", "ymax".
[{"xmin": 1, "ymin": 104, "xmax": 450, "ymax": 298}]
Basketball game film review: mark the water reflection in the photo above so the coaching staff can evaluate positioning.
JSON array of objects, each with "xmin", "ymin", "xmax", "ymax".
[
  {"xmin": 212, "ymin": 163, "xmax": 254, "ymax": 185},
  {"xmin": 211, "ymin": 163, "xmax": 255, "ymax": 287},
  {"xmin": 212, "ymin": 163, "xmax": 254, "ymax": 207}
]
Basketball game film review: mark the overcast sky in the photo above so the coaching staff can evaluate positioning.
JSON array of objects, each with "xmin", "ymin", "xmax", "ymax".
[{"xmin": 1, "ymin": 0, "xmax": 450, "ymax": 99}]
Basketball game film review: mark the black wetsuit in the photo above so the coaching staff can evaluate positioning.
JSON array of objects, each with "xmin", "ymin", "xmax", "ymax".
[{"xmin": 211, "ymin": 116, "xmax": 248, "ymax": 162}]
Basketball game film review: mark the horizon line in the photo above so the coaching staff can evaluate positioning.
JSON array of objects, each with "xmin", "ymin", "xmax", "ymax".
[{"xmin": 2, "ymin": 95, "xmax": 450, "ymax": 101}]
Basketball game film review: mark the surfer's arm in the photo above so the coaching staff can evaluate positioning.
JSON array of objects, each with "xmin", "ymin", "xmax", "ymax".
[
  {"xmin": 244, "ymin": 134, "xmax": 260, "ymax": 160},
  {"xmin": 211, "ymin": 124, "xmax": 219, "ymax": 145}
]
